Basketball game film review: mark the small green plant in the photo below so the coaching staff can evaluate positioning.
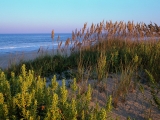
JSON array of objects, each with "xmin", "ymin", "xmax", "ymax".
[
  {"xmin": 70, "ymin": 78, "xmax": 78, "ymax": 92},
  {"xmin": 106, "ymin": 95, "xmax": 112, "ymax": 112}
]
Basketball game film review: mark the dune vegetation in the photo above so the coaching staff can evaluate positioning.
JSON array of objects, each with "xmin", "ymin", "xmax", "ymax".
[{"xmin": 1, "ymin": 21, "xmax": 160, "ymax": 119}]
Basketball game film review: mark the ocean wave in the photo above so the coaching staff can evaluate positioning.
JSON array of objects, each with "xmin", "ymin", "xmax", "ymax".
[
  {"xmin": 0, "ymin": 33, "xmax": 71, "ymax": 54},
  {"xmin": 0, "ymin": 43, "xmax": 59, "ymax": 56}
]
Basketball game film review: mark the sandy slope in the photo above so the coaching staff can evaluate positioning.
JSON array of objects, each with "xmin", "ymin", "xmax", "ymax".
[
  {"xmin": 46, "ymin": 74, "xmax": 160, "ymax": 120},
  {"xmin": 87, "ymin": 75, "xmax": 160, "ymax": 120}
]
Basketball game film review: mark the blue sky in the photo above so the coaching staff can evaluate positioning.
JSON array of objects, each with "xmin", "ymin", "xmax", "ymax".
[{"xmin": 0, "ymin": 0, "xmax": 160, "ymax": 33}]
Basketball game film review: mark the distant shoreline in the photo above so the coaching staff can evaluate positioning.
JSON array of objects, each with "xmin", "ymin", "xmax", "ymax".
[
  {"xmin": 0, "ymin": 48, "xmax": 71, "ymax": 70},
  {"xmin": 0, "ymin": 50, "xmax": 51, "ymax": 69}
]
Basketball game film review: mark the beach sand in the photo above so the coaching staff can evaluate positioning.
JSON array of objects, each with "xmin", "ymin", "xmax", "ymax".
[
  {"xmin": 0, "ymin": 48, "xmax": 72, "ymax": 70},
  {"xmin": 0, "ymin": 49, "xmax": 53, "ymax": 69},
  {"xmin": 0, "ymin": 51, "xmax": 41, "ymax": 69}
]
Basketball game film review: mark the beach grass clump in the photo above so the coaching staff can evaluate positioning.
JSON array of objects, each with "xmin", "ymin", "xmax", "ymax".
[{"xmin": 96, "ymin": 50, "xmax": 107, "ymax": 82}]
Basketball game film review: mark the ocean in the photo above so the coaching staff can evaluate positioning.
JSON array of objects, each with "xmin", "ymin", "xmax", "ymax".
[{"xmin": 0, "ymin": 33, "xmax": 72, "ymax": 55}]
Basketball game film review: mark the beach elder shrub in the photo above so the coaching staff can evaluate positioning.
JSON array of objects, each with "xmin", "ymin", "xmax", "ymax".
[{"xmin": 0, "ymin": 64, "xmax": 112, "ymax": 119}]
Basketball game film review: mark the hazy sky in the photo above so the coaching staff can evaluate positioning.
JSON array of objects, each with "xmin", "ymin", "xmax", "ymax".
[{"xmin": 0, "ymin": 0, "xmax": 160, "ymax": 33}]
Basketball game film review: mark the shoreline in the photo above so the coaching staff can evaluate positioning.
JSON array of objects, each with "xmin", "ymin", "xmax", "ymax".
[
  {"xmin": 0, "ymin": 48, "xmax": 72, "ymax": 70},
  {"xmin": 0, "ymin": 50, "xmax": 52, "ymax": 69}
]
